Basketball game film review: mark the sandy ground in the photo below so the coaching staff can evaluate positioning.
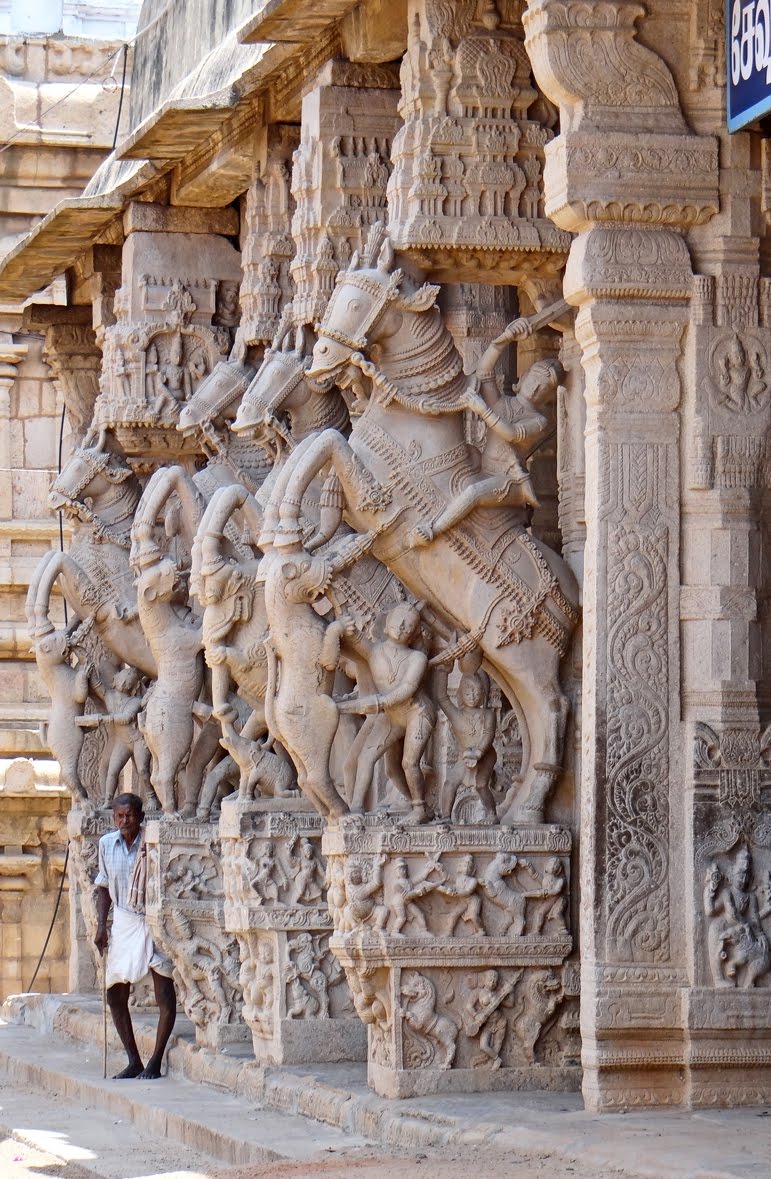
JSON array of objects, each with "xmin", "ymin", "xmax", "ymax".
[{"xmin": 0, "ymin": 1074, "xmax": 628, "ymax": 1179}]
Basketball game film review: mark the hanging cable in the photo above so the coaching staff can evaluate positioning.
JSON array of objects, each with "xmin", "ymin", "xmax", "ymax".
[
  {"xmin": 0, "ymin": 37, "xmax": 135, "ymax": 163},
  {"xmin": 25, "ymin": 843, "xmax": 70, "ymax": 993},
  {"xmin": 24, "ymin": 395, "xmax": 71, "ymax": 992},
  {"xmin": 111, "ymin": 42, "xmax": 129, "ymax": 152}
]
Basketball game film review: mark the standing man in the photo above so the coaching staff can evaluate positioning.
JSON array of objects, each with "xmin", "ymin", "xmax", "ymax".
[{"xmin": 94, "ymin": 792, "xmax": 177, "ymax": 1079}]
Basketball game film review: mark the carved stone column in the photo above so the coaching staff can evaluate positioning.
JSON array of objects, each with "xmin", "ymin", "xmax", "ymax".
[
  {"xmin": 66, "ymin": 806, "xmax": 111, "ymax": 993},
  {"xmin": 680, "ymin": 125, "xmax": 771, "ymax": 1103},
  {"xmin": 237, "ymin": 126, "xmax": 298, "ymax": 351},
  {"xmin": 290, "ymin": 60, "xmax": 401, "ymax": 327},
  {"xmin": 524, "ymin": 0, "xmax": 719, "ymax": 1110},
  {"xmin": 570, "ymin": 241, "xmax": 692, "ymax": 1108},
  {"xmin": 220, "ymin": 799, "xmax": 365, "ymax": 1064},
  {"xmin": 145, "ymin": 818, "xmax": 247, "ymax": 1049},
  {"xmin": 324, "ymin": 819, "xmax": 578, "ymax": 1098}
]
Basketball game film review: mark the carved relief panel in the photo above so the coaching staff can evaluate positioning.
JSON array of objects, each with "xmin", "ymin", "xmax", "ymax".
[
  {"xmin": 290, "ymin": 63, "xmax": 401, "ymax": 327},
  {"xmin": 687, "ymin": 275, "xmax": 771, "ymax": 492},
  {"xmin": 94, "ymin": 222, "xmax": 242, "ymax": 461},
  {"xmin": 687, "ymin": 722, "xmax": 771, "ymax": 1104},
  {"xmin": 388, "ymin": 0, "xmax": 571, "ymax": 284},
  {"xmin": 324, "ymin": 819, "xmax": 577, "ymax": 1097},
  {"xmin": 220, "ymin": 799, "xmax": 365, "ymax": 1065},
  {"xmin": 693, "ymin": 723, "xmax": 771, "ymax": 991},
  {"xmin": 144, "ymin": 818, "xmax": 246, "ymax": 1049}
]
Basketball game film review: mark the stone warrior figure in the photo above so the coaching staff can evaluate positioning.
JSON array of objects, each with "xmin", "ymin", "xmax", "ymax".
[
  {"xmin": 412, "ymin": 320, "xmax": 563, "ymax": 545},
  {"xmin": 388, "ymin": 854, "xmax": 446, "ymax": 935},
  {"xmin": 335, "ymin": 604, "xmax": 435, "ymax": 823},
  {"xmin": 433, "ymin": 654, "xmax": 497, "ymax": 821},
  {"xmin": 77, "ymin": 664, "xmax": 155, "ymax": 809},
  {"xmin": 341, "ymin": 857, "xmax": 388, "ymax": 932},
  {"xmin": 434, "ymin": 854, "xmax": 485, "ymax": 936},
  {"xmin": 704, "ymin": 849, "xmax": 771, "ymax": 988},
  {"xmin": 240, "ymin": 938, "xmax": 274, "ymax": 1037},
  {"xmin": 165, "ymin": 910, "xmax": 234, "ymax": 1025},
  {"xmin": 34, "ymin": 618, "xmax": 92, "ymax": 803}
]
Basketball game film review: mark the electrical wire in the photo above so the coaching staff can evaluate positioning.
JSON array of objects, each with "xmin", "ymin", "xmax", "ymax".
[
  {"xmin": 25, "ymin": 843, "xmax": 70, "ymax": 992},
  {"xmin": 25, "ymin": 397, "xmax": 70, "ymax": 992},
  {"xmin": 0, "ymin": 36, "xmax": 136, "ymax": 163},
  {"xmin": 111, "ymin": 42, "xmax": 129, "ymax": 152},
  {"xmin": 56, "ymin": 400, "xmax": 68, "ymax": 626}
]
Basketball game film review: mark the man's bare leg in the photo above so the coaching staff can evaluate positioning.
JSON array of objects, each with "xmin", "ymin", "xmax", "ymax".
[
  {"xmin": 136, "ymin": 970, "xmax": 177, "ymax": 1080},
  {"xmin": 106, "ymin": 982, "xmax": 143, "ymax": 1078}
]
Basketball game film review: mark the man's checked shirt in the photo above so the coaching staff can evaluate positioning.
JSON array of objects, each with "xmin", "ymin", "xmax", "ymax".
[{"xmin": 95, "ymin": 828, "xmax": 143, "ymax": 913}]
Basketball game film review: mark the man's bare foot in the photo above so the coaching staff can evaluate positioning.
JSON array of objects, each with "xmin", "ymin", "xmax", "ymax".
[
  {"xmin": 136, "ymin": 1062, "xmax": 163, "ymax": 1080},
  {"xmin": 113, "ymin": 1061, "xmax": 143, "ymax": 1079}
]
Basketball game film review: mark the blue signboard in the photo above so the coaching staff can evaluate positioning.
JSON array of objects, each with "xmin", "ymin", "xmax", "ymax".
[{"xmin": 727, "ymin": 0, "xmax": 771, "ymax": 130}]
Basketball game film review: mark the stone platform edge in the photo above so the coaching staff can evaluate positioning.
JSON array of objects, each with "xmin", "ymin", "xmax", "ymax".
[{"xmin": 0, "ymin": 993, "xmax": 524, "ymax": 1154}]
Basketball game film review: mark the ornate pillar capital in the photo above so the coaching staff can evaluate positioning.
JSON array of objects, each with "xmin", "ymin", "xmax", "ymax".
[{"xmin": 523, "ymin": 0, "xmax": 719, "ymax": 233}]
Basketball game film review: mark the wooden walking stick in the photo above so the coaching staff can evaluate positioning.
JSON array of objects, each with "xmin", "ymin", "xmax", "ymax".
[{"xmin": 102, "ymin": 954, "xmax": 108, "ymax": 1079}]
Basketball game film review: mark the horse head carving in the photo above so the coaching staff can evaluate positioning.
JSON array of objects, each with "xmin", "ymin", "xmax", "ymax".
[
  {"xmin": 308, "ymin": 223, "xmax": 441, "ymax": 402},
  {"xmin": 233, "ymin": 321, "xmax": 347, "ymax": 448},
  {"xmin": 176, "ymin": 357, "xmax": 256, "ymax": 439},
  {"xmin": 49, "ymin": 427, "xmax": 139, "ymax": 525}
]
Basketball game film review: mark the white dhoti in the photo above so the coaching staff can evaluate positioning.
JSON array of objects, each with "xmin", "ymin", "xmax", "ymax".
[{"xmin": 105, "ymin": 907, "xmax": 153, "ymax": 987}]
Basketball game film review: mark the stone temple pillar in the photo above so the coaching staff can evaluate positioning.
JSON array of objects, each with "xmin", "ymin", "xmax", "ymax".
[{"xmin": 524, "ymin": 0, "xmax": 719, "ymax": 1109}]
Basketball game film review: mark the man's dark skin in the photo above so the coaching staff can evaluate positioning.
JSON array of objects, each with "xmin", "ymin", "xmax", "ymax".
[{"xmin": 95, "ymin": 798, "xmax": 177, "ymax": 1080}]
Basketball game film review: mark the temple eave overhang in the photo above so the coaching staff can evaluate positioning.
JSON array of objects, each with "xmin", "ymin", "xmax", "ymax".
[
  {"xmin": 237, "ymin": 0, "xmax": 359, "ymax": 44},
  {"xmin": 0, "ymin": 164, "xmax": 163, "ymax": 304},
  {"xmin": 0, "ymin": 35, "xmax": 294, "ymax": 305}
]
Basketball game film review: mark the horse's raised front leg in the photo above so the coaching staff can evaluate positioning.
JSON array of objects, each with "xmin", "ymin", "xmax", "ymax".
[
  {"xmin": 260, "ymin": 431, "xmax": 324, "ymax": 547},
  {"xmin": 32, "ymin": 551, "xmax": 97, "ymax": 633},
  {"xmin": 273, "ymin": 429, "xmax": 361, "ymax": 544},
  {"xmin": 26, "ymin": 550, "xmax": 56, "ymax": 630},
  {"xmin": 496, "ymin": 662, "xmax": 569, "ymax": 825},
  {"xmin": 193, "ymin": 483, "xmax": 263, "ymax": 584},
  {"xmin": 132, "ymin": 466, "xmax": 206, "ymax": 566}
]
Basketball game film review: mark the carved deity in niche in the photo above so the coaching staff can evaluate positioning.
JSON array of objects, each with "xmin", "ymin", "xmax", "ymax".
[
  {"xmin": 704, "ymin": 849, "xmax": 771, "ymax": 988},
  {"xmin": 434, "ymin": 653, "xmax": 497, "ymax": 821},
  {"xmin": 147, "ymin": 331, "xmax": 209, "ymax": 418},
  {"xmin": 462, "ymin": 968, "xmax": 519, "ymax": 1069}
]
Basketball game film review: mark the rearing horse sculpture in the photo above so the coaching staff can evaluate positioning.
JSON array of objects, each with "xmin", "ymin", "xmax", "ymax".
[
  {"xmin": 26, "ymin": 430, "xmax": 155, "ymax": 677},
  {"xmin": 267, "ymin": 226, "xmax": 580, "ymax": 824}
]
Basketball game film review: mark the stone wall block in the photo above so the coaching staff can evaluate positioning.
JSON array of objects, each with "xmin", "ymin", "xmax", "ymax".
[
  {"xmin": 145, "ymin": 817, "xmax": 247, "ymax": 1050},
  {"xmin": 220, "ymin": 798, "xmax": 365, "ymax": 1065}
]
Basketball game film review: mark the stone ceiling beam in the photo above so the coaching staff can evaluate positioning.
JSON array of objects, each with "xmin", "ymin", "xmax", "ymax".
[{"xmin": 238, "ymin": 0, "xmax": 360, "ymax": 44}]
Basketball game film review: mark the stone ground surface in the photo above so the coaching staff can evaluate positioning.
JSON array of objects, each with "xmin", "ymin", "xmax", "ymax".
[{"xmin": 0, "ymin": 994, "xmax": 769, "ymax": 1179}]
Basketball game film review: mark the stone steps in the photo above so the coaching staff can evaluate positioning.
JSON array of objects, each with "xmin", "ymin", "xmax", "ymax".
[
  {"xmin": 0, "ymin": 1007, "xmax": 374, "ymax": 1171},
  {"xmin": 3, "ymin": 992, "xmax": 771, "ymax": 1179}
]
